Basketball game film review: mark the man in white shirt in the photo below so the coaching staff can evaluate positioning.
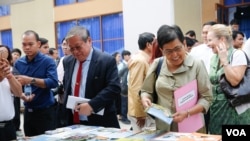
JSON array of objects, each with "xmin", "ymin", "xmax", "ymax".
[
  {"xmin": 55, "ymin": 38, "xmax": 72, "ymax": 128},
  {"xmin": 189, "ymin": 21, "xmax": 217, "ymax": 134},
  {"xmin": 189, "ymin": 21, "xmax": 217, "ymax": 74},
  {"xmin": 57, "ymin": 38, "xmax": 72, "ymax": 83}
]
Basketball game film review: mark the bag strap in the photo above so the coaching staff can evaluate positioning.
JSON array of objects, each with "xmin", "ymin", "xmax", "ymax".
[
  {"xmin": 155, "ymin": 57, "xmax": 163, "ymax": 78},
  {"xmin": 230, "ymin": 50, "xmax": 250, "ymax": 66},
  {"xmin": 243, "ymin": 51, "xmax": 250, "ymax": 66}
]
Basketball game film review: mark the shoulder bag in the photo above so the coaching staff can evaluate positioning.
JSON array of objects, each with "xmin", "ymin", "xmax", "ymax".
[
  {"xmin": 219, "ymin": 51, "xmax": 250, "ymax": 107},
  {"xmin": 152, "ymin": 57, "xmax": 163, "ymax": 103}
]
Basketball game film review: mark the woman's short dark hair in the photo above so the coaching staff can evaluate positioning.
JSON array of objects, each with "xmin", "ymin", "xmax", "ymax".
[{"xmin": 157, "ymin": 24, "xmax": 184, "ymax": 48}]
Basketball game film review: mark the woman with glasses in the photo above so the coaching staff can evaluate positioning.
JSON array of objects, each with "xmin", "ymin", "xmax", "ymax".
[{"xmin": 140, "ymin": 25, "xmax": 213, "ymax": 133}]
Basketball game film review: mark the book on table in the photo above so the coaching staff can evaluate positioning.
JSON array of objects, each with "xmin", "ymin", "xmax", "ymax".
[{"xmin": 153, "ymin": 132, "xmax": 222, "ymax": 141}]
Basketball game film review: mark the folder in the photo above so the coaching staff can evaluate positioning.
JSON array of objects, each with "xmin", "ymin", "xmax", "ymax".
[
  {"xmin": 174, "ymin": 79, "xmax": 203, "ymax": 132},
  {"xmin": 66, "ymin": 95, "xmax": 104, "ymax": 116}
]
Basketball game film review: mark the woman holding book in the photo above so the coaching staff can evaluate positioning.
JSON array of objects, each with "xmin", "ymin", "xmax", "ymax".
[{"xmin": 140, "ymin": 25, "xmax": 213, "ymax": 133}]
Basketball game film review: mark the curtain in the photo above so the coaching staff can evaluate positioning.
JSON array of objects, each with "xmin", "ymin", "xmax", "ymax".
[
  {"xmin": 1, "ymin": 30, "xmax": 13, "ymax": 49},
  {"xmin": 78, "ymin": 17, "xmax": 101, "ymax": 51},
  {"xmin": 240, "ymin": 18, "xmax": 250, "ymax": 39},
  {"xmin": 56, "ymin": 20, "xmax": 77, "ymax": 57},
  {"xmin": 224, "ymin": 0, "xmax": 241, "ymax": 5},
  {"xmin": 102, "ymin": 13, "xmax": 124, "ymax": 54},
  {"xmin": 0, "ymin": 5, "xmax": 10, "ymax": 16},
  {"xmin": 55, "ymin": 13, "xmax": 124, "ymax": 55},
  {"xmin": 55, "ymin": 0, "xmax": 76, "ymax": 6}
]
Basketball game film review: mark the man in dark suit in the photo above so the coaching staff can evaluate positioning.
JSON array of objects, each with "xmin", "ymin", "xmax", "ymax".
[{"xmin": 62, "ymin": 26, "xmax": 120, "ymax": 128}]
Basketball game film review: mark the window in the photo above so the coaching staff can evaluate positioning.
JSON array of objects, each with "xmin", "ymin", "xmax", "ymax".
[
  {"xmin": 1, "ymin": 30, "xmax": 13, "ymax": 49},
  {"xmin": 56, "ymin": 13, "xmax": 124, "ymax": 56},
  {"xmin": 55, "ymin": 0, "xmax": 87, "ymax": 6},
  {"xmin": 0, "ymin": 5, "xmax": 10, "ymax": 16},
  {"xmin": 56, "ymin": 21, "xmax": 77, "ymax": 56},
  {"xmin": 102, "ymin": 13, "xmax": 124, "ymax": 54},
  {"xmin": 78, "ymin": 17, "xmax": 101, "ymax": 50}
]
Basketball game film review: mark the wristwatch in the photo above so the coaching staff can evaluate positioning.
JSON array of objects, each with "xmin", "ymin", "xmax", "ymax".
[{"xmin": 31, "ymin": 78, "xmax": 36, "ymax": 85}]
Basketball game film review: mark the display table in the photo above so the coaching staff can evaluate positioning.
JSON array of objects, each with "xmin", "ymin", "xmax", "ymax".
[{"xmin": 17, "ymin": 125, "xmax": 221, "ymax": 141}]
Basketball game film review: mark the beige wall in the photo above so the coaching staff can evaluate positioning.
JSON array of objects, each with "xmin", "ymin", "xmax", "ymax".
[
  {"xmin": 54, "ymin": 0, "xmax": 122, "ymax": 22},
  {"xmin": 202, "ymin": 0, "xmax": 221, "ymax": 24},
  {"xmin": 174, "ymin": 0, "xmax": 202, "ymax": 41},
  {"xmin": 0, "ymin": 0, "xmax": 221, "ymax": 49},
  {"xmin": 11, "ymin": 0, "xmax": 54, "ymax": 48},
  {"xmin": 0, "ymin": 16, "xmax": 11, "ymax": 30}
]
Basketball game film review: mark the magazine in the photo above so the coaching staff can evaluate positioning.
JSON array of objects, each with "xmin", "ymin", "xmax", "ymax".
[
  {"xmin": 145, "ymin": 103, "xmax": 173, "ymax": 125},
  {"xmin": 153, "ymin": 132, "xmax": 222, "ymax": 141}
]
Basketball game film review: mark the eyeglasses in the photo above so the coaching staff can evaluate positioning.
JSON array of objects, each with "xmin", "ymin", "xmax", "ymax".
[
  {"xmin": 162, "ymin": 46, "xmax": 183, "ymax": 55},
  {"xmin": 69, "ymin": 45, "xmax": 82, "ymax": 52}
]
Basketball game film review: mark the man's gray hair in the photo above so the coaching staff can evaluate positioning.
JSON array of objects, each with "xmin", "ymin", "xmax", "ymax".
[{"xmin": 65, "ymin": 26, "xmax": 90, "ymax": 42}]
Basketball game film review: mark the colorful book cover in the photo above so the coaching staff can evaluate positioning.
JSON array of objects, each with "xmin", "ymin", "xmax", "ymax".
[
  {"xmin": 145, "ymin": 103, "xmax": 173, "ymax": 125},
  {"xmin": 153, "ymin": 132, "xmax": 221, "ymax": 141}
]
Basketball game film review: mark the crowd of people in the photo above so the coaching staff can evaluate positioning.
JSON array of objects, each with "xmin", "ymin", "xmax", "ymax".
[{"xmin": 1, "ymin": 18, "xmax": 250, "ymax": 140}]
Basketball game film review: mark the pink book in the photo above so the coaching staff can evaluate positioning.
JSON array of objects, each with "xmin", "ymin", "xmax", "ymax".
[{"xmin": 174, "ymin": 79, "xmax": 204, "ymax": 132}]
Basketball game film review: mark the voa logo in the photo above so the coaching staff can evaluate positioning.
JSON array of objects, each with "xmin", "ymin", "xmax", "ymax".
[{"xmin": 226, "ymin": 129, "xmax": 246, "ymax": 136}]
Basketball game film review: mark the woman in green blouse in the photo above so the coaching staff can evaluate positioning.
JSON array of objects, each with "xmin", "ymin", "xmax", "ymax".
[{"xmin": 207, "ymin": 24, "xmax": 250, "ymax": 135}]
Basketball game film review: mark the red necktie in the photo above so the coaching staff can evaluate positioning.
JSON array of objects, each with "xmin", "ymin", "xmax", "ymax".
[{"xmin": 73, "ymin": 61, "xmax": 83, "ymax": 124}]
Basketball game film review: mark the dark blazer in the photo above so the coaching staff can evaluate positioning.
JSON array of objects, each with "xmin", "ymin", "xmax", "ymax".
[{"xmin": 62, "ymin": 48, "xmax": 121, "ymax": 128}]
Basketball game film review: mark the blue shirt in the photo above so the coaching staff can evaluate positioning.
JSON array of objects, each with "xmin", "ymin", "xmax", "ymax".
[{"xmin": 14, "ymin": 52, "xmax": 58, "ymax": 109}]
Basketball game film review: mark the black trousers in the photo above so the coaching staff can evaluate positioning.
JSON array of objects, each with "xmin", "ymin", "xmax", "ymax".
[
  {"xmin": 0, "ymin": 120, "xmax": 16, "ymax": 141},
  {"xmin": 13, "ymin": 97, "xmax": 21, "ymax": 131},
  {"xmin": 24, "ymin": 104, "xmax": 56, "ymax": 136}
]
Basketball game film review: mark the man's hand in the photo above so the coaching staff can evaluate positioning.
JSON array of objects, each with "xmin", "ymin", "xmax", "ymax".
[
  {"xmin": 75, "ymin": 102, "xmax": 93, "ymax": 116},
  {"xmin": 21, "ymin": 93, "xmax": 35, "ymax": 102}
]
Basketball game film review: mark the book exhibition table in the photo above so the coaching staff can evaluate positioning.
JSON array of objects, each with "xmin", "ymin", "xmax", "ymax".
[{"xmin": 17, "ymin": 124, "xmax": 221, "ymax": 141}]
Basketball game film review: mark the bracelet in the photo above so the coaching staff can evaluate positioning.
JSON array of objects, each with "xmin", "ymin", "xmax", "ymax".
[{"xmin": 186, "ymin": 110, "xmax": 190, "ymax": 118}]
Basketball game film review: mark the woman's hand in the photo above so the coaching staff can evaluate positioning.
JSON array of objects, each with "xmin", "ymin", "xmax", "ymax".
[
  {"xmin": 172, "ymin": 110, "xmax": 188, "ymax": 123},
  {"xmin": 217, "ymin": 41, "xmax": 228, "ymax": 64},
  {"xmin": 141, "ymin": 96, "xmax": 152, "ymax": 109},
  {"xmin": 0, "ymin": 58, "xmax": 11, "ymax": 79},
  {"xmin": 15, "ymin": 75, "xmax": 31, "ymax": 85}
]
